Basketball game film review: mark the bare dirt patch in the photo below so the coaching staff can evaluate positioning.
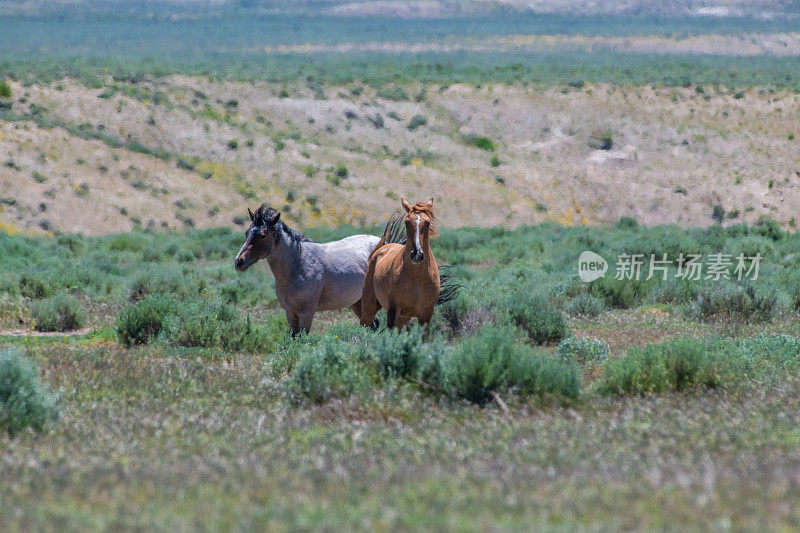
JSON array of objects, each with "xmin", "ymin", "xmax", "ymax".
[{"xmin": 0, "ymin": 327, "xmax": 92, "ymax": 337}]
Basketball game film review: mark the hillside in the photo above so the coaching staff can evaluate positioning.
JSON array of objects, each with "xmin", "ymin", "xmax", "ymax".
[{"xmin": 2, "ymin": 77, "xmax": 800, "ymax": 235}]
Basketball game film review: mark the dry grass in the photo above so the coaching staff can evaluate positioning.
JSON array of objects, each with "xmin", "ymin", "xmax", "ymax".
[{"xmin": 1, "ymin": 336, "xmax": 799, "ymax": 530}]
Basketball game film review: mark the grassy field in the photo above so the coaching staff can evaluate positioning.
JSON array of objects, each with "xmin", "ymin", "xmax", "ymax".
[{"xmin": 1, "ymin": 221, "xmax": 800, "ymax": 529}]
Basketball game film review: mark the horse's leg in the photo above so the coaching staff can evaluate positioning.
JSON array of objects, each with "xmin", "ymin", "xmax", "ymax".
[
  {"xmin": 350, "ymin": 299, "xmax": 361, "ymax": 318},
  {"xmin": 394, "ymin": 314, "xmax": 412, "ymax": 331},
  {"xmin": 359, "ymin": 264, "xmax": 381, "ymax": 329},
  {"xmin": 352, "ymin": 299, "xmax": 379, "ymax": 330},
  {"xmin": 417, "ymin": 308, "xmax": 436, "ymax": 339},
  {"xmin": 297, "ymin": 308, "xmax": 315, "ymax": 335},
  {"xmin": 417, "ymin": 308, "xmax": 435, "ymax": 326},
  {"xmin": 286, "ymin": 311, "xmax": 301, "ymax": 338},
  {"xmin": 387, "ymin": 305, "xmax": 408, "ymax": 331}
]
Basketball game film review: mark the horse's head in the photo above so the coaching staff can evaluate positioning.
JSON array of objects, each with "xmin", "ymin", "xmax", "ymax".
[
  {"xmin": 401, "ymin": 197, "xmax": 436, "ymax": 264},
  {"xmin": 234, "ymin": 204, "xmax": 282, "ymax": 271}
]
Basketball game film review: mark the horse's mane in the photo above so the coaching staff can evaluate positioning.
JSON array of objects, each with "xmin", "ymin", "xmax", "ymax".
[
  {"xmin": 253, "ymin": 203, "xmax": 314, "ymax": 245},
  {"xmin": 408, "ymin": 201, "xmax": 438, "ymax": 237}
]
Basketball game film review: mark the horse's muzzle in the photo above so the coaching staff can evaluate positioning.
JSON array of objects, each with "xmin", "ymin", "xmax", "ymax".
[
  {"xmin": 235, "ymin": 257, "xmax": 249, "ymax": 271},
  {"xmin": 410, "ymin": 251, "xmax": 424, "ymax": 264}
]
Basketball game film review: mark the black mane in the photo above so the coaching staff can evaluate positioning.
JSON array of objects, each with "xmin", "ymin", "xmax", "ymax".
[
  {"xmin": 253, "ymin": 203, "xmax": 314, "ymax": 245},
  {"xmin": 276, "ymin": 220, "xmax": 314, "ymax": 245}
]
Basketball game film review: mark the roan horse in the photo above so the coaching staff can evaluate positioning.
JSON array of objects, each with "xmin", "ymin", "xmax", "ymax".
[
  {"xmin": 360, "ymin": 198, "xmax": 441, "ymax": 331},
  {"xmin": 234, "ymin": 204, "xmax": 380, "ymax": 335}
]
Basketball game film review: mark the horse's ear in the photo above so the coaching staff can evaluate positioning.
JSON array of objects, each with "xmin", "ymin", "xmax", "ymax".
[
  {"xmin": 426, "ymin": 197, "xmax": 434, "ymax": 207},
  {"xmin": 400, "ymin": 198, "xmax": 412, "ymax": 212},
  {"xmin": 269, "ymin": 212, "xmax": 281, "ymax": 225},
  {"xmin": 248, "ymin": 208, "xmax": 254, "ymax": 221}
]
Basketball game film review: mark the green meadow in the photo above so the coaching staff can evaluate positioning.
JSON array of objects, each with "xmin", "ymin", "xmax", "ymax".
[{"xmin": 2, "ymin": 220, "xmax": 800, "ymax": 529}]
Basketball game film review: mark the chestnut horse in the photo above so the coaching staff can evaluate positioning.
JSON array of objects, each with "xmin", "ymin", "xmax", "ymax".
[{"xmin": 360, "ymin": 198, "xmax": 441, "ymax": 330}]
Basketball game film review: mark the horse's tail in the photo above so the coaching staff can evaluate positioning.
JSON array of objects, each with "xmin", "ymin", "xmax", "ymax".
[
  {"xmin": 370, "ymin": 214, "xmax": 406, "ymax": 260},
  {"xmin": 437, "ymin": 265, "xmax": 461, "ymax": 306}
]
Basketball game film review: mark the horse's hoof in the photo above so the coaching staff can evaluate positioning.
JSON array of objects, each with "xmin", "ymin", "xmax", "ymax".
[{"xmin": 371, "ymin": 318, "xmax": 380, "ymax": 331}]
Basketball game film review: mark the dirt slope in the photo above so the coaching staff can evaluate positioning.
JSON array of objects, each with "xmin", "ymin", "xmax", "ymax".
[{"xmin": 2, "ymin": 77, "xmax": 799, "ymax": 235}]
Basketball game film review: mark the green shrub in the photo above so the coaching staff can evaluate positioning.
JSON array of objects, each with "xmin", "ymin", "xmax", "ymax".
[
  {"xmin": 735, "ymin": 235, "xmax": 774, "ymax": 258},
  {"xmin": 219, "ymin": 276, "xmax": 274, "ymax": 306},
  {"xmin": 597, "ymin": 337, "xmax": 722, "ymax": 395},
  {"xmin": 438, "ymin": 326, "xmax": 518, "ymax": 404},
  {"xmin": 127, "ymin": 142, "xmax": 170, "ymax": 161},
  {"xmin": 490, "ymin": 155, "xmax": 501, "ymax": 167},
  {"xmin": 117, "ymin": 293, "xmax": 284, "ymax": 352},
  {"xmin": 508, "ymin": 347, "xmax": 582, "ymax": 400},
  {"xmin": 19, "ymin": 272, "xmax": 54, "ymax": 299},
  {"xmin": 735, "ymin": 333, "xmax": 800, "ymax": 373},
  {"xmin": 0, "ymin": 349, "xmax": 58, "ymax": 436},
  {"xmin": 557, "ymin": 336, "xmax": 610, "ymax": 365},
  {"xmin": 785, "ymin": 275, "xmax": 800, "ymax": 312},
  {"xmin": 462, "ymin": 134, "xmax": 496, "ymax": 151},
  {"xmin": 176, "ymin": 157, "xmax": 195, "ymax": 171},
  {"xmin": 31, "ymin": 294, "xmax": 86, "ymax": 332},
  {"xmin": 503, "ymin": 294, "xmax": 567, "ymax": 344},
  {"xmin": 279, "ymin": 323, "xmax": 438, "ymax": 402},
  {"xmin": 130, "ymin": 269, "xmax": 206, "ymax": 300},
  {"xmin": 588, "ymin": 277, "xmax": 655, "ymax": 309},
  {"xmin": 282, "ymin": 326, "xmax": 377, "ymax": 403},
  {"xmin": 615, "ymin": 216, "xmax": 638, "ymax": 229},
  {"xmin": 753, "ymin": 218, "xmax": 785, "ymax": 241},
  {"xmin": 439, "ymin": 326, "xmax": 581, "ymax": 404},
  {"xmin": 407, "ymin": 114, "xmax": 427, "ymax": 131},
  {"xmin": 376, "ymin": 85, "xmax": 409, "ymax": 101},
  {"xmin": 108, "ymin": 233, "xmax": 147, "ymax": 252},
  {"xmin": 0, "ymin": 80, "xmax": 11, "ymax": 99},
  {"xmin": 116, "ymin": 295, "xmax": 181, "ymax": 346},
  {"xmin": 158, "ymin": 300, "xmax": 236, "ymax": 348},
  {"xmin": 712, "ymin": 204, "xmax": 725, "ymax": 224},
  {"xmin": 278, "ymin": 323, "xmax": 581, "ymax": 405},
  {"xmin": 227, "ymin": 139, "xmax": 239, "ymax": 150},
  {"xmin": 371, "ymin": 325, "xmax": 429, "ymax": 381},
  {"xmin": 565, "ymin": 294, "xmax": 606, "ymax": 317},
  {"xmin": 439, "ymin": 295, "xmax": 495, "ymax": 337},
  {"xmin": 334, "ymin": 164, "xmax": 349, "ymax": 178},
  {"xmin": 691, "ymin": 283, "xmax": 779, "ymax": 323},
  {"xmin": 597, "ymin": 334, "xmax": 800, "ymax": 396},
  {"xmin": 158, "ymin": 301, "xmax": 285, "ymax": 352},
  {"xmin": 650, "ymin": 277, "xmax": 700, "ymax": 305},
  {"xmin": 589, "ymin": 129, "xmax": 613, "ymax": 150}
]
